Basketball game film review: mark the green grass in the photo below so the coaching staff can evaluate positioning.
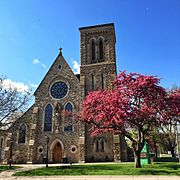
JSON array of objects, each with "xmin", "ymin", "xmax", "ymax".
[
  {"xmin": 0, "ymin": 165, "xmax": 20, "ymax": 172},
  {"xmin": 14, "ymin": 162, "xmax": 180, "ymax": 176}
]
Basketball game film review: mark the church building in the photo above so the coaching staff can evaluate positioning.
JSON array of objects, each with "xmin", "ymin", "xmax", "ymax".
[{"xmin": 0, "ymin": 23, "xmax": 127, "ymax": 164}]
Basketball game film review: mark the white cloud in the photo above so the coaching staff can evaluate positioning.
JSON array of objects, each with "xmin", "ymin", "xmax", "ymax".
[
  {"xmin": 32, "ymin": 59, "xmax": 40, "ymax": 64},
  {"xmin": 72, "ymin": 60, "xmax": 80, "ymax": 74},
  {"xmin": 32, "ymin": 59, "xmax": 47, "ymax": 68},
  {"xmin": 41, "ymin": 64, "xmax": 47, "ymax": 68},
  {"xmin": 29, "ymin": 83, "xmax": 38, "ymax": 88},
  {"xmin": 2, "ymin": 79, "xmax": 29, "ymax": 92}
]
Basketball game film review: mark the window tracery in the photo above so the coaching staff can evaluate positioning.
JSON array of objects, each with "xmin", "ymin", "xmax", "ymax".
[{"xmin": 44, "ymin": 104, "xmax": 53, "ymax": 132}]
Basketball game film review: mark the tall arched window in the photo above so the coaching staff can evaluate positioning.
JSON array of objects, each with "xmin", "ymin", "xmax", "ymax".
[
  {"xmin": 99, "ymin": 40, "xmax": 103, "ymax": 60},
  {"xmin": 65, "ymin": 102, "xmax": 73, "ymax": 122},
  {"xmin": 18, "ymin": 124, "xmax": 26, "ymax": 143},
  {"xmin": 44, "ymin": 104, "xmax": 53, "ymax": 132},
  {"xmin": 101, "ymin": 74, "xmax": 104, "ymax": 90},
  {"xmin": 91, "ymin": 41, "xmax": 95, "ymax": 62},
  {"xmin": 0, "ymin": 137, "xmax": 4, "ymax": 148},
  {"xmin": 94, "ymin": 138, "xmax": 105, "ymax": 152},
  {"xmin": 101, "ymin": 139, "xmax": 105, "ymax": 152},
  {"xmin": 65, "ymin": 102, "xmax": 73, "ymax": 112},
  {"xmin": 92, "ymin": 75, "xmax": 94, "ymax": 90},
  {"xmin": 96, "ymin": 140, "xmax": 99, "ymax": 152}
]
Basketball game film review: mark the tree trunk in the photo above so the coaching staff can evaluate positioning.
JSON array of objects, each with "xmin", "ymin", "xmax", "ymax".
[
  {"xmin": 134, "ymin": 152, "xmax": 141, "ymax": 168},
  {"xmin": 131, "ymin": 129, "xmax": 144, "ymax": 168},
  {"xmin": 153, "ymin": 137, "xmax": 158, "ymax": 159}
]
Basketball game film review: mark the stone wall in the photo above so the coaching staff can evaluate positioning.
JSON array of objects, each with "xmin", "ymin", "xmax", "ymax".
[
  {"xmin": 79, "ymin": 23, "xmax": 121, "ymax": 162},
  {"xmin": 32, "ymin": 54, "xmax": 81, "ymax": 163},
  {"xmin": 0, "ymin": 105, "xmax": 36, "ymax": 164}
]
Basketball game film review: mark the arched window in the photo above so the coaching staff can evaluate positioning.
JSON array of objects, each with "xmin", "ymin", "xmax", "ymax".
[
  {"xmin": 18, "ymin": 124, "xmax": 26, "ymax": 143},
  {"xmin": 94, "ymin": 138, "xmax": 105, "ymax": 152},
  {"xmin": 101, "ymin": 139, "xmax": 105, "ymax": 152},
  {"xmin": 0, "ymin": 137, "xmax": 4, "ymax": 148},
  {"xmin": 99, "ymin": 40, "xmax": 103, "ymax": 60},
  {"xmin": 96, "ymin": 140, "xmax": 99, "ymax": 152},
  {"xmin": 44, "ymin": 104, "xmax": 53, "ymax": 132},
  {"xmin": 101, "ymin": 74, "xmax": 104, "ymax": 90},
  {"xmin": 91, "ymin": 41, "xmax": 95, "ymax": 62},
  {"xmin": 92, "ymin": 75, "xmax": 94, "ymax": 90},
  {"xmin": 65, "ymin": 102, "xmax": 73, "ymax": 121},
  {"xmin": 65, "ymin": 102, "xmax": 73, "ymax": 112}
]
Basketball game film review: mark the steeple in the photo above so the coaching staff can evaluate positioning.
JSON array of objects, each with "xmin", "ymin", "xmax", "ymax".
[{"xmin": 79, "ymin": 23, "xmax": 116, "ymax": 65}]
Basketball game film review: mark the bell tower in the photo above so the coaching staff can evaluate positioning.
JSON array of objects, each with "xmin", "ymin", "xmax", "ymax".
[
  {"xmin": 79, "ymin": 23, "xmax": 117, "ymax": 94},
  {"xmin": 79, "ymin": 23, "xmax": 126, "ymax": 162}
]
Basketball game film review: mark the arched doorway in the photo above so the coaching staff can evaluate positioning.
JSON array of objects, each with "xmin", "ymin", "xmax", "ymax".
[{"xmin": 52, "ymin": 142, "xmax": 62, "ymax": 163}]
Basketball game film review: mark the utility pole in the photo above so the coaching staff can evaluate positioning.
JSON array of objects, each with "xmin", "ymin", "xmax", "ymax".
[
  {"xmin": 9, "ymin": 140, "xmax": 13, "ymax": 168},
  {"xmin": 45, "ymin": 135, "xmax": 49, "ymax": 167}
]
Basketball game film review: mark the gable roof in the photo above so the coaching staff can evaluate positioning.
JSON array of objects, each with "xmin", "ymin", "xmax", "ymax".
[{"xmin": 34, "ymin": 51, "xmax": 79, "ymax": 96}]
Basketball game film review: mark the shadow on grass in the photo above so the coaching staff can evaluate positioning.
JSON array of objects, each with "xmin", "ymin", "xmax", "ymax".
[
  {"xmin": 139, "ymin": 169, "xmax": 180, "ymax": 176},
  {"xmin": 161, "ymin": 164, "xmax": 180, "ymax": 170}
]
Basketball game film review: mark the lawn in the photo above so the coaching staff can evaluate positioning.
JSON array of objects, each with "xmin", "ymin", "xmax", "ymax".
[
  {"xmin": 14, "ymin": 162, "xmax": 180, "ymax": 176},
  {"xmin": 0, "ymin": 165, "xmax": 20, "ymax": 172}
]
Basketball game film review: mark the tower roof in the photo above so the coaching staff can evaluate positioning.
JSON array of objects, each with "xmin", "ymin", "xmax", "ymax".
[
  {"xmin": 79, "ymin": 23, "xmax": 116, "ymax": 43},
  {"xmin": 79, "ymin": 23, "xmax": 114, "ymax": 30}
]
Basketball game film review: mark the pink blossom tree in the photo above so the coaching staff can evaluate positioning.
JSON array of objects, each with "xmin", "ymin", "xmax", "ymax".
[{"xmin": 79, "ymin": 71, "xmax": 180, "ymax": 168}]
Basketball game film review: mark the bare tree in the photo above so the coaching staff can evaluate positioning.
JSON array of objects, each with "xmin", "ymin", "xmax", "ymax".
[{"xmin": 0, "ymin": 76, "xmax": 31, "ymax": 128}]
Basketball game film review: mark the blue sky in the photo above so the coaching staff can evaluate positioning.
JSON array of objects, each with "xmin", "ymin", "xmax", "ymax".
[{"xmin": 0, "ymin": 0, "xmax": 179, "ymax": 95}]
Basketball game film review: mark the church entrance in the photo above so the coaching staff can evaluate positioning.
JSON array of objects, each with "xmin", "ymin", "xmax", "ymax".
[{"xmin": 52, "ymin": 142, "xmax": 62, "ymax": 163}]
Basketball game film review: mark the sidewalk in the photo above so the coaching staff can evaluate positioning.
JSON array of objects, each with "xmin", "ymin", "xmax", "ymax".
[{"xmin": 0, "ymin": 164, "xmax": 180, "ymax": 180}]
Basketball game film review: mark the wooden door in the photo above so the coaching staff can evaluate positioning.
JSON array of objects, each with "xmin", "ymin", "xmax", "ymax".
[{"xmin": 53, "ymin": 142, "xmax": 62, "ymax": 163}]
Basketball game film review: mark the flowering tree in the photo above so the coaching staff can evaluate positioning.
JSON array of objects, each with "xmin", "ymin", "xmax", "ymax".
[
  {"xmin": 79, "ymin": 71, "xmax": 180, "ymax": 168},
  {"xmin": 162, "ymin": 88, "xmax": 180, "ymax": 123},
  {"xmin": 149, "ymin": 87, "xmax": 180, "ymax": 157}
]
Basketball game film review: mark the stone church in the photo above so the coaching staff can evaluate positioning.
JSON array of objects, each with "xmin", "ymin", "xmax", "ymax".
[{"xmin": 0, "ymin": 23, "xmax": 127, "ymax": 164}]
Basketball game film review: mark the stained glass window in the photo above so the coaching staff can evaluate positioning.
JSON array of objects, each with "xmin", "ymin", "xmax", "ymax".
[
  {"xmin": 50, "ymin": 81, "xmax": 68, "ymax": 99},
  {"xmin": 44, "ymin": 104, "xmax": 52, "ymax": 132},
  {"xmin": 65, "ymin": 102, "xmax": 73, "ymax": 112},
  {"xmin": 18, "ymin": 124, "xmax": 26, "ymax": 143}
]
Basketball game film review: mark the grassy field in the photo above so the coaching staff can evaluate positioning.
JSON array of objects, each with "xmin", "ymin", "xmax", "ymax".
[{"xmin": 14, "ymin": 162, "xmax": 180, "ymax": 176}]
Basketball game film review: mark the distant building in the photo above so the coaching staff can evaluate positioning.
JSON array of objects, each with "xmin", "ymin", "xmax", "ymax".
[{"xmin": 0, "ymin": 23, "xmax": 127, "ymax": 164}]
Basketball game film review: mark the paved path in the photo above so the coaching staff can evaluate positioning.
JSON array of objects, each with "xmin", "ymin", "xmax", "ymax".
[{"xmin": 0, "ymin": 164, "xmax": 180, "ymax": 180}]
